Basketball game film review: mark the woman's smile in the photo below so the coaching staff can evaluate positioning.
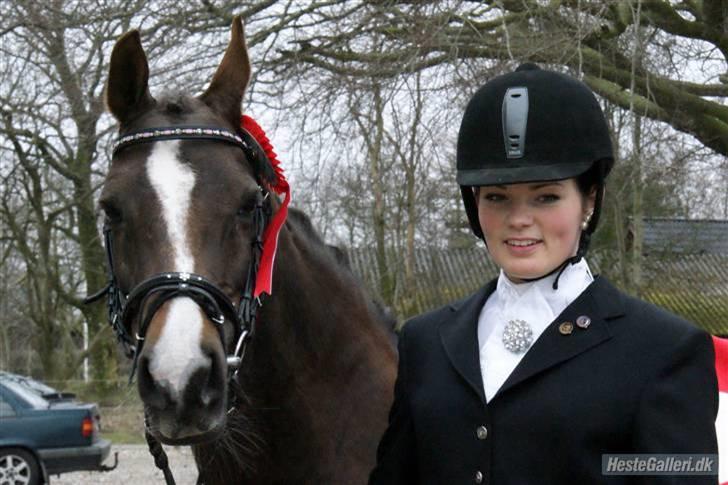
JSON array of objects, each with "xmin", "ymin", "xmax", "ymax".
[
  {"xmin": 504, "ymin": 238, "xmax": 542, "ymax": 254},
  {"xmin": 477, "ymin": 180, "xmax": 595, "ymax": 282}
]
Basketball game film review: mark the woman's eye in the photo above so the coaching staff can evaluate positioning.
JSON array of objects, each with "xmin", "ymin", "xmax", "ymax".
[
  {"xmin": 483, "ymin": 193, "xmax": 506, "ymax": 203},
  {"xmin": 537, "ymin": 194, "xmax": 560, "ymax": 203}
]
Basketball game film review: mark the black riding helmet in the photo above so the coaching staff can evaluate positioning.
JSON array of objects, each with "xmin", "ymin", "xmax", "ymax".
[
  {"xmin": 457, "ymin": 63, "xmax": 614, "ymax": 287},
  {"xmin": 457, "ymin": 63, "xmax": 614, "ymax": 245}
]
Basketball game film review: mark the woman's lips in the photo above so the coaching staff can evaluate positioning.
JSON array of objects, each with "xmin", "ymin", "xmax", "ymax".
[{"xmin": 504, "ymin": 239, "xmax": 542, "ymax": 254}]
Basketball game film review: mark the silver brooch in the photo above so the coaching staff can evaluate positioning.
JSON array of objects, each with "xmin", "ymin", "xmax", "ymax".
[{"xmin": 502, "ymin": 319, "xmax": 534, "ymax": 353}]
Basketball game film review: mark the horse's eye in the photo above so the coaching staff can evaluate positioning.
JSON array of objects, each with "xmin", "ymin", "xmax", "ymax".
[
  {"xmin": 100, "ymin": 201, "xmax": 123, "ymax": 224},
  {"xmin": 237, "ymin": 195, "xmax": 257, "ymax": 217}
]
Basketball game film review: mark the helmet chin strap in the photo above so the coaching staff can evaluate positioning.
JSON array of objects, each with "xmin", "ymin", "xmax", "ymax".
[
  {"xmin": 513, "ymin": 230, "xmax": 592, "ymax": 290},
  {"xmin": 517, "ymin": 254, "xmax": 582, "ymax": 290}
]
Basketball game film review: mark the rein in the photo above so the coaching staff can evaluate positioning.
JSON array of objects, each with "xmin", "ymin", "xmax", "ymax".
[{"xmin": 85, "ymin": 121, "xmax": 286, "ymax": 485}]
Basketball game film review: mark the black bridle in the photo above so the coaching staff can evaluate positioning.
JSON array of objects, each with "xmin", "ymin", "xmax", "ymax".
[{"xmin": 85, "ymin": 125, "xmax": 276, "ymax": 485}]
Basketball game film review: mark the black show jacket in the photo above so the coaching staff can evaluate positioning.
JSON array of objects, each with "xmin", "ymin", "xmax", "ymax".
[{"xmin": 369, "ymin": 277, "xmax": 719, "ymax": 484}]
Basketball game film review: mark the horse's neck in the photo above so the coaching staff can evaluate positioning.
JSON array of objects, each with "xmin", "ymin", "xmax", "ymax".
[
  {"xmin": 194, "ymin": 227, "xmax": 396, "ymax": 484},
  {"xmin": 249, "ymin": 226, "xmax": 396, "ymax": 480},
  {"xmin": 261, "ymin": 224, "xmax": 395, "ymax": 398}
]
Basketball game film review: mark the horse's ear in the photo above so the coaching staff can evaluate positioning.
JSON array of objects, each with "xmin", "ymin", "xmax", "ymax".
[
  {"xmin": 106, "ymin": 30, "xmax": 154, "ymax": 123},
  {"xmin": 199, "ymin": 16, "xmax": 251, "ymax": 126}
]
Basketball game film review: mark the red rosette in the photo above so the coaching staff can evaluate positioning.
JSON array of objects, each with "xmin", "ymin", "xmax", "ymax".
[{"xmin": 241, "ymin": 115, "xmax": 290, "ymax": 298}]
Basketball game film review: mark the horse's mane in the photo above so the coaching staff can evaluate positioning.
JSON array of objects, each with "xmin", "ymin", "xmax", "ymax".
[
  {"xmin": 194, "ymin": 208, "xmax": 398, "ymax": 482},
  {"xmin": 286, "ymin": 207, "xmax": 398, "ymax": 340}
]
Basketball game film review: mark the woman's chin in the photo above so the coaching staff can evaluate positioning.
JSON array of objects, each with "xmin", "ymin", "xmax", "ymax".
[
  {"xmin": 497, "ymin": 252, "xmax": 575, "ymax": 283},
  {"xmin": 502, "ymin": 265, "xmax": 551, "ymax": 282}
]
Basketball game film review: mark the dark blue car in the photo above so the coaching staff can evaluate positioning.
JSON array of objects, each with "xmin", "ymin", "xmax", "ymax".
[{"xmin": 0, "ymin": 372, "xmax": 114, "ymax": 485}]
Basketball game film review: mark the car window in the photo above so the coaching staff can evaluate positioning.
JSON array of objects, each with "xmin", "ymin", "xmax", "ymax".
[
  {"xmin": 0, "ymin": 393, "xmax": 16, "ymax": 417},
  {"xmin": 0, "ymin": 373, "xmax": 58, "ymax": 395},
  {"xmin": 20, "ymin": 378, "xmax": 57, "ymax": 395},
  {"xmin": 1, "ymin": 380, "xmax": 48, "ymax": 409}
]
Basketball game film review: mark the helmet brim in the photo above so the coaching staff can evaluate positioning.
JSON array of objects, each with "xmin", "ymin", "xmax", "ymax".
[{"xmin": 456, "ymin": 160, "xmax": 594, "ymax": 187}]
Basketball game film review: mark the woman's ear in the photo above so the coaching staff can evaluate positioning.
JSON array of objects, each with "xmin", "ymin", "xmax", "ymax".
[{"xmin": 585, "ymin": 185, "xmax": 597, "ymax": 217}]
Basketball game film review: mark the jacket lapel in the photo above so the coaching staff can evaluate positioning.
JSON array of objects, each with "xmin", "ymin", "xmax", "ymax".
[
  {"xmin": 439, "ymin": 279, "xmax": 497, "ymax": 405},
  {"xmin": 493, "ymin": 276, "xmax": 626, "ymax": 399}
]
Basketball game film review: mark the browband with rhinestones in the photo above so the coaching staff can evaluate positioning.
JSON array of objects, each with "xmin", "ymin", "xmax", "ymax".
[{"xmin": 112, "ymin": 126, "xmax": 250, "ymax": 155}]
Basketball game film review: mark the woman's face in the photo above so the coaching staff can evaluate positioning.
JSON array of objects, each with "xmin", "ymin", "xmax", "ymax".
[{"xmin": 476, "ymin": 179, "xmax": 595, "ymax": 283}]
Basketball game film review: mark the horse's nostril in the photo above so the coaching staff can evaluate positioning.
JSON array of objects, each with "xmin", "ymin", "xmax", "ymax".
[
  {"xmin": 138, "ymin": 356, "xmax": 176, "ymax": 411},
  {"xmin": 194, "ymin": 351, "xmax": 224, "ymax": 406},
  {"xmin": 177, "ymin": 359, "xmax": 224, "ymax": 427},
  {"xmin": 137, "ymin": 342, "xmax": 226, "ymax": 440},
  {"xmin": 152, "ymin": 380, "xmax": 175, "ymax": 410},
  {"xmin": 200, "ymin": 361, "xmax": 219, "ymax": 406}
]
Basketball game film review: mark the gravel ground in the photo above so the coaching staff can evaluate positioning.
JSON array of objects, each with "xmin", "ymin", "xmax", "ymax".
[{"xmin": 50, "ymin": 444, "xmax": 197, "ymax": 485}]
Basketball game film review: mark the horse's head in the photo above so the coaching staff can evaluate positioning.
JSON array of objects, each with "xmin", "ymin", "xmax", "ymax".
[{"xmin": 101, "ymin": 18, "xmax": 265, "ymax": 444}]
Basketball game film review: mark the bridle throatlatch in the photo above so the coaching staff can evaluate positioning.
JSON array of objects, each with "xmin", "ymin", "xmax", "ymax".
[{"xmin": 84, "ymin": 116, "xmax": 289, "ymax": 485}]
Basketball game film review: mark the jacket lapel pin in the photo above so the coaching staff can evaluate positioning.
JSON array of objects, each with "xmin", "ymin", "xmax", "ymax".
[
  {"xmin": 558, "ymin": 321, "xmax": 574, "ymax": 335},
  {"xmin": 576, "ymin": 315, "xmax": 591, "ymax": 329}
]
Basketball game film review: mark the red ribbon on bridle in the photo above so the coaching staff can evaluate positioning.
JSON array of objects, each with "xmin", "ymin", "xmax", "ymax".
[{"xmin": 241, "ymin": 115, "xmax": 290, "ymax": 298}]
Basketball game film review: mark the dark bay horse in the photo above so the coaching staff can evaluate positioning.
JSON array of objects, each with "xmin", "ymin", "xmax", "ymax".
[{"xmin": 99, "ymin": 16, "xmax": 396, "ymax": 484}]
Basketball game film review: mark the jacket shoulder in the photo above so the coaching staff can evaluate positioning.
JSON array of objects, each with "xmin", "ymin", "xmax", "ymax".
[
  {"xmin": 597, "ymin": 279, "xmax": 712, "ymax": 358},
  {"xmin": 618, "ymin": 287, "xmax": 707, "ymax": 338},
  {"xmin": 400, "ymin": 282, "xmax": 493, "ymax": 342},
  {"xmin": 401, "ymin": 301, "xmax": 455, "ymax": 339}
]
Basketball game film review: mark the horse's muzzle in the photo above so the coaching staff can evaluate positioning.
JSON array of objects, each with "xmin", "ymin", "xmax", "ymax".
[{"xmin": 137, "ymin": 329, "xmax": 228, "ymax": 444}]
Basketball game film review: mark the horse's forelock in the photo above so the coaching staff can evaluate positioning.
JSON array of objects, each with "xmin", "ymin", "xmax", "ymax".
[
  {"xmin": 160, "ymin": 97, "xmax": 187, "ymax": 116},
  {"xmin": 133, "ymin": 93, "xmax": 226, "ymax": 126}
]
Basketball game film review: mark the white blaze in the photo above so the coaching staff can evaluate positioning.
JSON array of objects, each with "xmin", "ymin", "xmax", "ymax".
[{"xmin": 145, "ymin": 140, "xmax": 209, "ymax": 398}]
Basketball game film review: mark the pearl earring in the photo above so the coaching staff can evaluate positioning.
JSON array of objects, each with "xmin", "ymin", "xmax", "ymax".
[{"xmin": 581, "ymin": 212, "xmax": 593, "ymax": 230}]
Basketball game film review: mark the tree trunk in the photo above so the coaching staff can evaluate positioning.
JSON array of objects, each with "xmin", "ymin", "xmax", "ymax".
[
  {"xmin": 74, "ymin": 143, "xmax": 118, "ymax": 390},
  {"xmin": 368, "ymin": 85, "xmax": 394, "ymax": 306},
  {"xmin": 628, "ymin": 4, "xmax": 645, "ymax": 296}
]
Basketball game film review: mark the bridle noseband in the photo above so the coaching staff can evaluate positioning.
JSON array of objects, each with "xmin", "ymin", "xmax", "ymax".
[{"xmin": 85, "ymin": 125, "xmax": 275, "ymax": 406}]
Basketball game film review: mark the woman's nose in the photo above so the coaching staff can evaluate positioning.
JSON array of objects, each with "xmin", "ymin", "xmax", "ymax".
[{"xmin": 506, "ymin": 202, "xmax": 534, "ymax": 228}]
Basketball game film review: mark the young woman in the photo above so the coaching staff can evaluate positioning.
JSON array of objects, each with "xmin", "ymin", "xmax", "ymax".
[{"xmin": 369, "ymin": 64, "xmax": 719, "ymax": 484}]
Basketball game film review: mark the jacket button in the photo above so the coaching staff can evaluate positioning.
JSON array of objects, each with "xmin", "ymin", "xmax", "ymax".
[
  {"xmin": 476, "ymin": 425, "xmax": 488, "ymax": 440},
  {"xmin": 475, "ymin": 470, "xmax": 484, "ymax": 483}
]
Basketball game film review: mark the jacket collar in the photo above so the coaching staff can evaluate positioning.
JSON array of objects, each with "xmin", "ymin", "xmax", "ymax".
[
  {"xmin": 439, "ymin": 279, "xmax": 497, "ymax": 404},
  {"xmin": 439, "ymin": 276, "xmax": 626, "ymax": 405}
]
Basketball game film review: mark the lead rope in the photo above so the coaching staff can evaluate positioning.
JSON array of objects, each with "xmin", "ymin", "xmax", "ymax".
[{"xmin": 144, "ymin": 412, "xmax": 176, "ymax": 485}]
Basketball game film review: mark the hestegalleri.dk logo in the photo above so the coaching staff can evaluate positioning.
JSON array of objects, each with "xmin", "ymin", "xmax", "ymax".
[{"xmin": 602, "ymin": 454, "xmax": 718, "ymax": 476}]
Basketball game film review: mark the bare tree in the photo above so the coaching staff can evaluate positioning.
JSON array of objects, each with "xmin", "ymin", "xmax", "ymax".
[
  {"xmin": 274, "ymin": 0, "xmax": 726, "ymax": 297},
  {"xmin": 1, "ymin": 0, "xmax": 724, "ymax": 365},
  {"xmin": 0, "ymin": 0, "xmax": 345, "ymax": 382},
  {"xmin": 282, "ymin": 0, "xmax": 727, "ymax": 156}
]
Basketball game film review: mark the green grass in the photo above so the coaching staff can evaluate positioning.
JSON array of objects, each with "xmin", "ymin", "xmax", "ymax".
[
  {"xmin": 101, "ymin": 429, "xmax": 145, "ymax": 444},
  {"xmin": 97, "ymin": 396, "xmax": 147, "ymax": 445},
  {"xmin": 644, "ymin": 292, "xmax": 728, "ymax": 335},
  {"xmin": 60, "ymin": 380, "xmax": 148, "ymax": 445}
]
